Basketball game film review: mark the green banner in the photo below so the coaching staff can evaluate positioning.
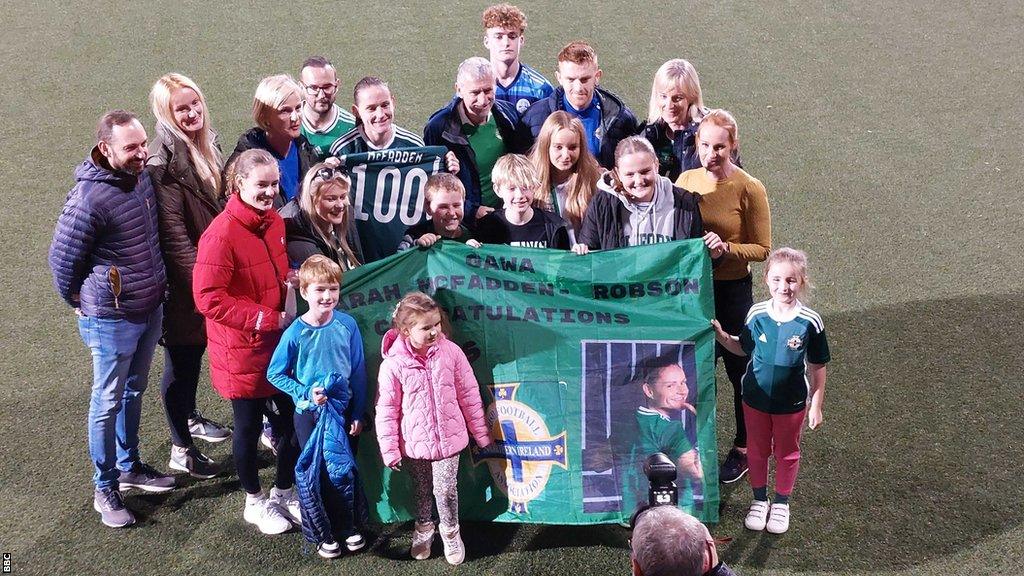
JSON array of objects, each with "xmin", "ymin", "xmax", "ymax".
[{"xmin": 342, "ymin": 239, "xmax": 719, "ymax": 524}]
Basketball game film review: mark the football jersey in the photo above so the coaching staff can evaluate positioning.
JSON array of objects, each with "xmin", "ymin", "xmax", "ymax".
[
  {"xmin": 740, "ymin": 300, "xmax": 831, "ymax": 414},
  {"xmin": 336, "ymin": 145, "xmax": 446, "ymax": 263},
  {"xmin": 301, "ymin": 104, "xmax": 356, "ymax": 159},
  {"xmin": 495, "ymin": 62, "xmax": 554, "ymax": 114},
  {"xmin": 328, "ymin": 124, "xmax": 425, "ymax": 157}
]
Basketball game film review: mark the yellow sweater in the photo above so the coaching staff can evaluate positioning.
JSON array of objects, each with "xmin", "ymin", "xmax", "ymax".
[{"xmin": 676, "ymin": 167, "xmax": 771, "ymax": 280}]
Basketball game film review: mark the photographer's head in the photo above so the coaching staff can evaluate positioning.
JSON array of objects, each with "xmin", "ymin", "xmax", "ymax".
[{"xmin": 630, "ymin": 506, "xmax": 718, "ymax": 576}]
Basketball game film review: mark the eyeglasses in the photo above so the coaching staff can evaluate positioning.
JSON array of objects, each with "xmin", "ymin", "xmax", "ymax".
[{"xmin": 304, "ymin": 83, "xmax": 338, "ymax": 96}]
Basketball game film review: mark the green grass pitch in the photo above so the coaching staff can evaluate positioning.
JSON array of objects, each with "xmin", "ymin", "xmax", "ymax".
[{"xmin": 1, "ymin": 1, "xmax": 1022, "ymax": 574}]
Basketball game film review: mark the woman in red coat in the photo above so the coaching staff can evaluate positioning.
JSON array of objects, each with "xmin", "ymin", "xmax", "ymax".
[{"xmin": 193, "ymin": 148, "xmax": 300, "ymax": 535}]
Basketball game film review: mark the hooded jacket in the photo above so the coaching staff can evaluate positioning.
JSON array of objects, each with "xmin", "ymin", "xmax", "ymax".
[
  {"xmin": 49, "ymin": 148, "xmax": 167, "ymax": 320},
  {"xmin": 375, "ymin": 329, "xmax": 492, "ymax": 466},
  {"xmin": 577, "ymin": 172, "xmax": 704, "ymax": 250},
  {"xmin": 193, "ymin": 193, "xmax": 288, "ymax": 399},
  {"xmin": 423, "ymin": 96, "xmax": 527, "ymax": 221},
  {"xmin": 225, "ymin": 127, "xmax": 317, "ymax": 210},
  {"xmin": 520, "ymin": 86, "xmax": 639, "ymax": 169},
  {"xmin": 146, "ymin": 123, "xmax": 225, "ymax": 345}
]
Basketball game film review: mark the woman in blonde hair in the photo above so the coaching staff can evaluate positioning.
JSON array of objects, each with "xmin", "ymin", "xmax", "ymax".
[
  {"xmin": 637, "ymin": 59, "xmax": 740, "ymax": 181},
  {"xmin": 529, "ymin": 111, "xmax": 601, "ymax": 244},
  {"xmin": 146, "ymin": 72, "xmax": 230, "ymax": 480},
  {"xmin": 281, "ymin": 163, "xmax": 363, "ymax": 272},
  {"xmin": 226, "ymin": 74, "xmax": 317, "ymax": 208}
]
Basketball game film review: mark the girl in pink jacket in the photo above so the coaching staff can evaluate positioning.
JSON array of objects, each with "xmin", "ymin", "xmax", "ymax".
[{"xmin": 375, "ymin": 292, "xmax": 492, "ymax": 565}]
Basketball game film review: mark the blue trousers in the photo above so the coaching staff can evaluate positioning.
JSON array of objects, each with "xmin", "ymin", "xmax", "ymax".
[{"xmin": 77, "ymin": 305, "xmax": 162, "ymax": 490}]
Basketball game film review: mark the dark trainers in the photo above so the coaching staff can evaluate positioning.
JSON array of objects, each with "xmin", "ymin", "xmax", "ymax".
[
  {"xmin": 119, "ymin": 462, "xmax": 176, "ymax": 493},
  {"xmin": 93, "ymin": 488, "xmax": 135, "ymax": 528},
  {"xmin": 719, "ymin": 448, "xmax": 749, "ymax": 484},
  {"xmin": 188, "ymin": 410, "xmax": 231, "ymax": 443},
  {"xmin": 169, "ymin": 445, "xmax": 219, "ymax": 479}
]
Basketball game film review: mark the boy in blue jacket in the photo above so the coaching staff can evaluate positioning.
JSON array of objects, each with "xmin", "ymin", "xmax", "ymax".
[{"xmin": 268, "ymin": 254, "xmax": 367, "ymax": 558}]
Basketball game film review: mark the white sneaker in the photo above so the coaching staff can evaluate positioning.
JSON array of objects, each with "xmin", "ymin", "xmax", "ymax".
[
  {"xmin": 766, "ymin": 502, "xmax": 791, "ymax": 534},
  {"xmin": 243, "ymin": 493, "xmax": 291, "ymax": 535},
  {"xmin": 411, "ymin": 521, "xmax": 435, "ymax": 560},
  {"xmin": 744, "ymin": 499, "xmax": 770, "ymax": 531},
  {"xmin": 269, "ymin": 486, "xmax": 302, "ymax": 525},
  {"xmin": 317, "ymin": 540, "xmax": 342, "ymax": 559},
  {"xmin": 439, "ymin": 523, "xmax": 465, "ymax": 565},
  {"xmin": 345, "ymin": 532, "xmax": 366, "ymax": 551}
]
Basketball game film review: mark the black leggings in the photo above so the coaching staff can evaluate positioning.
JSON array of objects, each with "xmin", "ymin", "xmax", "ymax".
[
  {"xmin": 714, "ymin": 275, "xmax": 754, "ymax": 449},
  {"xmin": 159, "ymin": 344, "xmax": 204, "ymax": 447},
  {"xmin": 231, "ymin": 394, "xmax": 298, "ymax": 495}
]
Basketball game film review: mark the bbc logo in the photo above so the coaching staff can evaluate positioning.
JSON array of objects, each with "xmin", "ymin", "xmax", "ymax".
[{"xmin": 2, "ymin": 552, "xmax": 10, "ymax": 573}]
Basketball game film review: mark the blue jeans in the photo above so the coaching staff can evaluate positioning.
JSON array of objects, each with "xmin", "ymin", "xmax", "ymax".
[{"xmin": 78, "ymin": 305, "xmax": 162, "ymax": 490}]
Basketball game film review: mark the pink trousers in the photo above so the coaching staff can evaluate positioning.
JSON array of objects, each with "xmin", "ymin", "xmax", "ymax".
[{"xmin": 742, "ymin": 403, "xmax": 806, "ymax": 496}]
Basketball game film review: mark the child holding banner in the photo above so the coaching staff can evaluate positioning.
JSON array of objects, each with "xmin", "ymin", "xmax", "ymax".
[
  {"xmin": 475, "ymin": 154, "xmax": 571, "ymax": 249},
  {"xmin": 396, "ymin": 173, "xmax": 482, "ymax": 250},
  {"xmin": 712, "ymin": 247, "xmax": 830, "ymax": 535},
  {"xmin": 375, "ymin": 292, "xmax": 493, "ymax": 565}
]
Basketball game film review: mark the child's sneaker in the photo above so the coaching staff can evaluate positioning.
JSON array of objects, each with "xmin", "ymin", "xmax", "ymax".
[
  {"xmin": 439, "ymin": 523, "xmax": 465, "ymax": 565},
  {"xmin": 168, "ymin": 445, "xmax": 218, "ymax": 479},
  {"xmin": 93, "ymin": 487, "xmax": 135, "ymax": 528},
  {"xmin": 269, "ymin": 486, "xmax": 302, "ymax": 525},
  {"xmin": 719, "ymin": 448, "xmax": 748, "ymax": 484},
  {"xmin": 766, "ymin": 502, "xmax": 790, "ymax": 534},
  {"xmin": 744, "ymin": 499, "xmax": 770, "ymax": 531},
  {"xmin": 243, "ymin": 493, "xmax": 291, "ymax": 535},
  {"xmin": 188, "ymin": 410, "xmax": 231, "ymax": 443},
  {"xmin": 345, "ymin": 533, "xmax": 366, "ymax": 552},
  {"xmin": 411, "ymin": 520, "xmax": 435, "ymax": 560},
  {"xmin": 317, "ymin": 540, "xmax": 342, "ymax": 559}
]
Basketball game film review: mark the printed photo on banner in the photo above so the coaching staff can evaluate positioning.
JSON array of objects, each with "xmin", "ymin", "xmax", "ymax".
[{"xmin": 579, "ymin": 340, "xmax": 703, "ymax": 517}]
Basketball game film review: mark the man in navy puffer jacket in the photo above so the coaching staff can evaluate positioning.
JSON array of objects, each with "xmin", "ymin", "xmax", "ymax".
[{"xmin": 49, "ymin": 110, "xmax": 174, "ymax": 529}]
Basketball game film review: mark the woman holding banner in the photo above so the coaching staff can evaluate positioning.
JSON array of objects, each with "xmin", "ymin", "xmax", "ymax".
[
  {"xmin": 676, "ymin": 109, "xmax": 771, "ymax": 484},
  {"xmin": 572, "ymin": 136, "xmax": 726, "ymax": 255}
]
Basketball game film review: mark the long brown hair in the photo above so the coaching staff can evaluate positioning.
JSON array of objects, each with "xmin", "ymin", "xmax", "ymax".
[{"xmin": 529, "ymin": 111, "xmax": 601, "ymax": 230}]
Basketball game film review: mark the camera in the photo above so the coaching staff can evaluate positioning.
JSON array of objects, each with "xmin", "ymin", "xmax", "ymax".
[{"xmin": 644, "ymin": 452, "xmax": 678, "ymax": 507}]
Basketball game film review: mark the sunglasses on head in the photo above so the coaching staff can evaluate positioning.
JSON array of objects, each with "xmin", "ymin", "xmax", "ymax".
[{"xmin": 315, "ymin": 166, "xmax": 347, "ymax": 181}]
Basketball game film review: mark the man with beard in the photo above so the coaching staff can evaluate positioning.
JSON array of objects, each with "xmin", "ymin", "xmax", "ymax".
[
  {"xmin": 49, "ymin": 110, "xmax": 175, "ymax": 528},
  {"xmin": 300, "ymin": 56, "xmax": 356, "ymax": 159},
  {"xmin": 424, "ymin": 56, "xmax": 527, "ymax": 222}
]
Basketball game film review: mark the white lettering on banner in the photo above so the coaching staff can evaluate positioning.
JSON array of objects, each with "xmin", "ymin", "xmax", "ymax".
[{"xmin": 351, "ymin": 165, "xmax": 428, "ymax": 225}]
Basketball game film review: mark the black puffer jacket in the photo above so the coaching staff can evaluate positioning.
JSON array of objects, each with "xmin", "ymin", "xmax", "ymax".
[
  {"xmin": 146, "ymin": 124, "xmax": 225, "ymax": 345},
  {"xmin": 225, "ymin": 127, "xmax": 317, "ymax": 209}
]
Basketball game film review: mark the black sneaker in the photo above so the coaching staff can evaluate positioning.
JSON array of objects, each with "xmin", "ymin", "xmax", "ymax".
[
  {"xmin": 719, "ymin": 448, "xmax": 749, "ymax": 484},
  {"xmin": 168, "ymin": 445, "xmax": 219, "ymax": 479},
  {"xmin": 188, "ymin": 410, "xmax": 231, "ymax": 443},
  {"xmin": 119, "ymin": 462, "xmax": 176, "ymax": 493},
  {"xmin": 93, "ymin": 488, "xmax": 135, "ymax": 528}
]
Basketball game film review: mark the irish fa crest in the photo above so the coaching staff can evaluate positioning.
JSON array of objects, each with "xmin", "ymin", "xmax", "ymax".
[
  {"xmin": 471, "ymin": 382, "xmax": 568, "ymax": 513},
  {"xmin": 787, "ymin": 335, "xmax": 803, "ymax": 350}
]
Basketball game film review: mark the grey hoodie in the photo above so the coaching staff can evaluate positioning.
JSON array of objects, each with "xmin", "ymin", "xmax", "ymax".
[{"xmin": 595, "ymin": 172, "xmax": 679, "ymax": 246}]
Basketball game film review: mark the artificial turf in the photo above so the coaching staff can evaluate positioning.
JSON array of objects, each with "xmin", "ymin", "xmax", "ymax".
[{"xmin": 1, "ymin": 1, "xmax": 1022, "ymax": 574}]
